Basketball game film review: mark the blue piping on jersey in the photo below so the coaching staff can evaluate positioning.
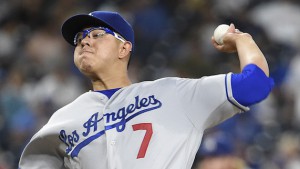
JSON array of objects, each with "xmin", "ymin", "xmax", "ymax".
[
  {"xmin": 71, "ymin": 130, "xmax": 106, "ymax": 158},
  {"xmin": 96, "ymin": 88, "xmax": 121, "ymax": 99},
  {"xmin": 225, "ymin": 64, "xmax": 274, "ymax": 111},
  {"xmin": 225, "ymin": 74, "xmax": 248, "ymax": 112}
]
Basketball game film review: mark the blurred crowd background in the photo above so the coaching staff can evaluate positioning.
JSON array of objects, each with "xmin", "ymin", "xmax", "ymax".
[{"xmin": 1, "ymin": 0, "xmax": 300, "ymax": 168}]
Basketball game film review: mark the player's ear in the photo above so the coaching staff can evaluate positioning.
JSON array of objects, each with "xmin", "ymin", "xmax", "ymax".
[{"xmin": 119, "ymin": 41, "xmax": 132, "ymax": 59}]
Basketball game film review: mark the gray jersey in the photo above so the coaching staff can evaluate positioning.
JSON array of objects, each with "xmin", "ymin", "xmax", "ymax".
[{"xmin": 19, "ymin": 75, "xmax": 248, "ymax": 169}]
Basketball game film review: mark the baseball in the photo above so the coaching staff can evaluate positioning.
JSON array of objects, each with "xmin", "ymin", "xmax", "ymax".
[{"xmin": 213, "ymin": 24, "xmax": 229, "ymax": 45}]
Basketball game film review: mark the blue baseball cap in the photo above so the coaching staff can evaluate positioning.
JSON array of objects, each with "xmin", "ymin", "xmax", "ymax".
[{"xmin": 61, "ymin": 11, "xmax": 134, "ymax": 51}]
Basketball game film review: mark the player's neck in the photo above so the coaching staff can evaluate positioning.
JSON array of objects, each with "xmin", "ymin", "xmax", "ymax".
[{"xmin": 91, "ymin": 74, "xmax": 132, "ymax": 91}]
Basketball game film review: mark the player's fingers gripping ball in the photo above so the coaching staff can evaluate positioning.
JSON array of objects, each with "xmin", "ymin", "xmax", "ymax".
[{"xmin": 213, "ymin": 24, "xmax": 230, "ymax": 45}]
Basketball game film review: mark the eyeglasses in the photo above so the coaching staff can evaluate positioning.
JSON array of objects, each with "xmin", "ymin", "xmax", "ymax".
[{"xmin": 74, "ymin": 27, "xmax": 126, "ymax": 45}]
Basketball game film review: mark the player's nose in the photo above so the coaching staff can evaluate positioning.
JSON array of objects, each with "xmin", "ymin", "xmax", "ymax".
[{"xmin": 80, "ymin": 36, "xmax": 92, "ymax": 47}]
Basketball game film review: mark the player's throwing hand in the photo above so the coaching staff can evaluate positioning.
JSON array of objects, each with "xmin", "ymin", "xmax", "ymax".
[{"xmin": 212, "ymin": 23, "xmax": 252, "ymax": 53}]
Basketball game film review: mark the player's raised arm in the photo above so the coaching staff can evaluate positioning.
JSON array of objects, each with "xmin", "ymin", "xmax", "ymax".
[
  {"xmin": 212, "ymin": 23, "xmax": 269, "ymax": 76},
  {"xmin": 211, "ymin": 23, "xmax": 274, "ymax": 107}
]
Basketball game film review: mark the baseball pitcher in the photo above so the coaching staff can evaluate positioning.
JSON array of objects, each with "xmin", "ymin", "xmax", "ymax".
[{"xmin": 18, "ymin": 11, "xmax": 274, "ymax": 169}]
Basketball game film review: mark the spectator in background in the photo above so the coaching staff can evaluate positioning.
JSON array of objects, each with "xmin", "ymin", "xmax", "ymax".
[{"xmin": 195, "ymin": 132, "xmax": 249, "ymax": 169}]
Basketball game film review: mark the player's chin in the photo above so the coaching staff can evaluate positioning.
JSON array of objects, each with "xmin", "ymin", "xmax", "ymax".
[
  {"xmin": 77, "ymin": 60, "xmax": 94, "ymax": 74},
  {"xmin": 79, "ymin": 68, "xmax": 96, "ymax": 80}
]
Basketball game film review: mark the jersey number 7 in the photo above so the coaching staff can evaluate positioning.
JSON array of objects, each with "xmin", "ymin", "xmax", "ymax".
[{"xmin": 132, "ymin": 123, "xmax": 153, "ymax": 159}]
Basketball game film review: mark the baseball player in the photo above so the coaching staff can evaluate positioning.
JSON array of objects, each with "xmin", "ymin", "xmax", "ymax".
[{"xmin": 18, "ymin": 11, "xmax": 274, "ymax": 169}]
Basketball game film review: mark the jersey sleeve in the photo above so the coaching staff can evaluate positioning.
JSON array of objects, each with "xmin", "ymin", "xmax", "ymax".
[
  {"xmin": 18, "ymin": 129, "xmax": 65, "ymax": 169},
  {"xmin": 231, "ymin": 64, "xmax": 274, "ymax": 106},
  {"xmin": 175, "ymin": 74, "xmax": 247, "ymax": 130}
]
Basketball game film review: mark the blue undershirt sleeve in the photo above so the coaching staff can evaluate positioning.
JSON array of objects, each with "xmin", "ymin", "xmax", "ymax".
[{"xmin": 231, "ymin": 64, "xmax": 274, "ymax": 107}]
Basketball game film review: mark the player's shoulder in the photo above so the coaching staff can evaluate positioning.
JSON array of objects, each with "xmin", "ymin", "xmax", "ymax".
[
  {"xmin": 133, "ymin": 77, "xmax": 180, "ymax": 86},
  {"xmin": 105, "ymin": 77, "xmax": 180, "ymax": 97},
  {"xmin": 125, "ymin": 77, "xmax": 181, "ymax": 91},
  {"xmin": 126, "ymin": 75, "xmax": 226, "ymax": 91},
  {"xmin": 60, "ymin": 91, "xmax": 101, "ymax": 107},
  {"xmin": 48, "ymin": 92, "xmax": 102, "ymax": 118}
]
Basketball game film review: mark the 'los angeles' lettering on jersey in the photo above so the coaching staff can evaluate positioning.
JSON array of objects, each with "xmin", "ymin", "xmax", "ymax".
[{"xmin": 59, "ymin": 95, "xmax": 162, "ymax": 158}]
